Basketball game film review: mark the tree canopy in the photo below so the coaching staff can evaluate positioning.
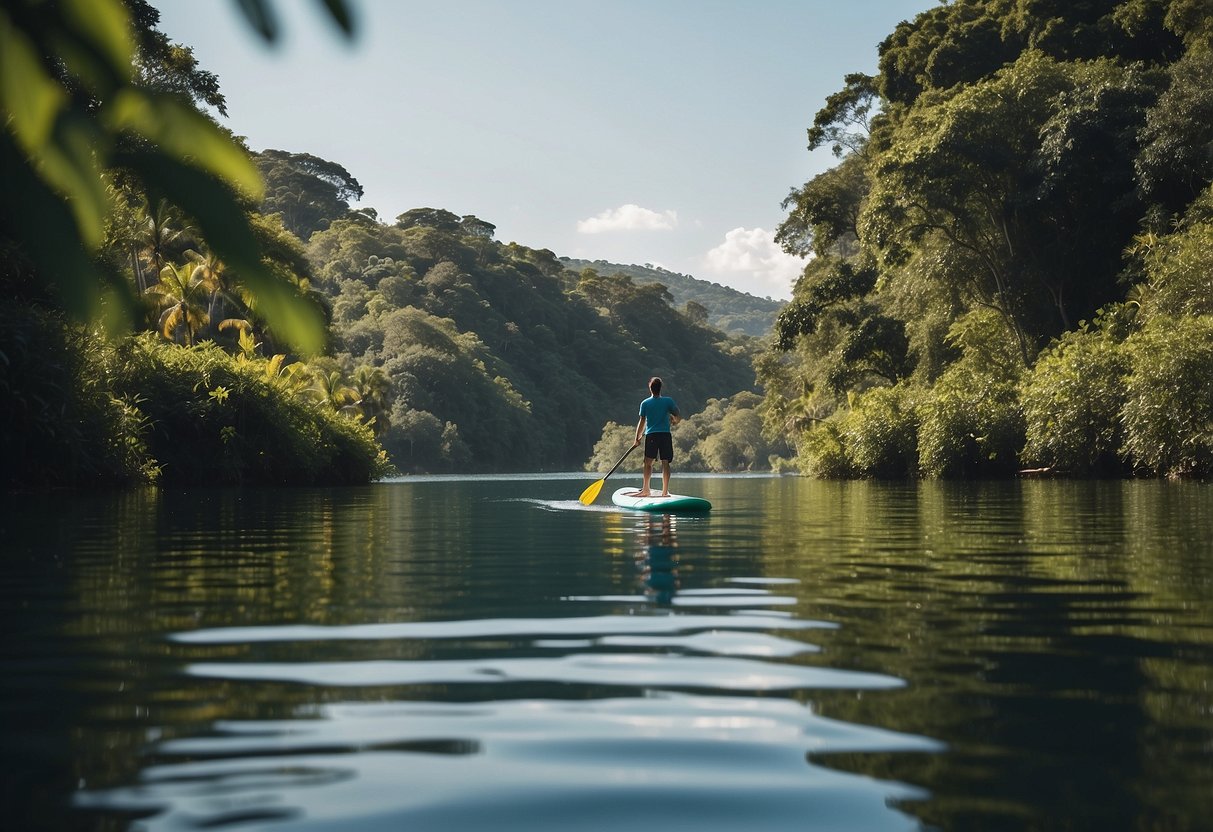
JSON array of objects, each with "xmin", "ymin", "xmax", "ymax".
[{"xmin": 766, "ymin": 0, "xmax": 1213, "ymax": 478}]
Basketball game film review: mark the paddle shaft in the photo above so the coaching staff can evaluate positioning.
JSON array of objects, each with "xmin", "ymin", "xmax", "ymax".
[{"xmin": 602, "ymin": 442, "xmax": 637, "ymax": 481}]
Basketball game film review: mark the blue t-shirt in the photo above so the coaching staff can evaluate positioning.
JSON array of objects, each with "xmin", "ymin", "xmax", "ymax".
[{"xmin": 639, "ymin": 395, "xmax": 679, "ymax": 434}]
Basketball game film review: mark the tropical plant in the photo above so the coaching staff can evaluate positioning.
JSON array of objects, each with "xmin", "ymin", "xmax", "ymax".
[
  {"xmin": 351, "ymin": 364, "xmax": 393, "ymax": 435},
  {"xmin": 110, "ymin": 335, "xmax": 389, "ymax": 486},
  {"xmin": 309, "ymin": 369, "xmax": 361, "ymax": 414},
  {"xmin": 146, "ymin": 262, "xmax": 215, "ymax": 346},
  {"xmin": 132, "ymin": 198, "xmax": 194, "ymax": 294}
]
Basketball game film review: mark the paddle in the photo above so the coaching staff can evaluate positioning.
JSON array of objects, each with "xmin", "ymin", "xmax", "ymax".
[{"xmin": 579, "ymin": 443, "xmax": 637, "ymax": 505}]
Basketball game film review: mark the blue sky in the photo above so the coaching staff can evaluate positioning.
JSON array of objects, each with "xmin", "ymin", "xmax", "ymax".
[{"xmin": 155, "ymin": 0, "xmax": 935, "ymax": 300}]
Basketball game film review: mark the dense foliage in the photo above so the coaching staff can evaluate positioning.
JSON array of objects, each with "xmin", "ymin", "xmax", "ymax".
[
  {"xmin": 1, "ymin": 0, "xmax": 771, "ymax": 487},
  {"xmin": 13, "ymin": 0, "xmax": 1212, "ymax": 486},
  {"xmin": 0, "ymin": 0, "xmax": 385, "ymax": 488},
  {"xmin": 766, "ymin": 0, "xmax": 1213, "ymax": 479},
  {"xmin": 110, "ymin": 334, "xmax": 390, "ymax": 485},
  {"xmin": 0, "ymin": 309, "xmax": 388, "ymax": 490}
]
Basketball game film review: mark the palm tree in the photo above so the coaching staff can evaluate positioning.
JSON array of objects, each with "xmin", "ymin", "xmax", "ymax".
[
  {"xmin": 147, "ymin": 262, "xmax": 215, "ymax": 346},
  {"xmin": 134, "ymin": 199, "xmax": 194, "ymax": 293},
  {"xmin": 310, "ymin": 370, "xmax": 361, "ymax": 415},
  {"xmin": 184, "ymin": 247, "xmax": 252, "ymax": 341},
  {"xmin": 352, "ymin": 364, "xmax": 393, "ymax": 435}
]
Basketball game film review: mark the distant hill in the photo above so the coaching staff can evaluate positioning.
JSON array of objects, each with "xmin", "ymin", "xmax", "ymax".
[
  {"xmin": 303, "ymin": 212, "xmax": 759, "ymax": 472},
  {"xmin": 560, "ymin": 258, "xmax": 783, "ymax": 338}
]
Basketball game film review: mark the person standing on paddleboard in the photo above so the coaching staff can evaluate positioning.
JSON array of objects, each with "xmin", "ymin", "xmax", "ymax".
[{"xmin": 633, "ymin": 377, "xmax": 681, "ymax": 497}]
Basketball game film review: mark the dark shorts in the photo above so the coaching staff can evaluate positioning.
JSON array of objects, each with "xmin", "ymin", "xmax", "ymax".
[{"xmin": 644, "ymin": 432, "xmax": 674, "ymax": 462}]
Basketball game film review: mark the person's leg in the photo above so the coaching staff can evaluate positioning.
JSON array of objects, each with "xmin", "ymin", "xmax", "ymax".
[
  {"xmin": 661, "ymin": 460, "xmax": 671, "ymax": 495},
  {"xmin": 639, "ymin": 456, "xmax": 653, "ymax": 495}
]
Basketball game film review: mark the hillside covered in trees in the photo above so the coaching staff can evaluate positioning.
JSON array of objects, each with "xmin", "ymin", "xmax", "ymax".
[
  {"xmin": 764, "ymin": 0, "xmax": 1213, "ymax": 478},
  {"xmin": 0, "ymin": 1, "xmax": 766, "ymax": 486},
  {"xmin": 9, "ymin": 0, "xmax": 1212, "ymax": 488},
  {"xmin": 559, "ymin": 258, "xmax": 784, "ymax": 337},
  {"xmin": 302, "ymin": 205, "xmax": 758, "ymax": 472}
]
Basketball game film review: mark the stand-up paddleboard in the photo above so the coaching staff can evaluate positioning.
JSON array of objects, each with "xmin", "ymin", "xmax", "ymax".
[{"xmin": 611, "ymin": 487, "xmax": 711, "ymax": 513}]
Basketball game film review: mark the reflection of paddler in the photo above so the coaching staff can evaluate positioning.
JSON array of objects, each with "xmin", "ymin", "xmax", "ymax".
[{"xmin": 635, "ymin": 515, "xmax": 679, "ymax": 604}]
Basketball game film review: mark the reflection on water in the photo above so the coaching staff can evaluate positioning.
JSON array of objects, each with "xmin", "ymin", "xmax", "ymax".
[
  {"xmin": 637, "ymin": 514, "xmax": 680, "ymax": 604},
  {"xmin": 2, "ymin": 478, "xmax": 1213, "ymax": 830}
]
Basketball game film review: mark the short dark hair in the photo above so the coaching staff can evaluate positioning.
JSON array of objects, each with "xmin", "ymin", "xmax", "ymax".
[{"xmin": 649, "ymin": 376, "xmax": 662, "ymax": 395}]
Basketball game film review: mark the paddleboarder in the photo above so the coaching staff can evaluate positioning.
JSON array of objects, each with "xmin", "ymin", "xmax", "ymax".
[{"xmin": 633, "ymin": 376, "xmax": 681, "ymax": 497}]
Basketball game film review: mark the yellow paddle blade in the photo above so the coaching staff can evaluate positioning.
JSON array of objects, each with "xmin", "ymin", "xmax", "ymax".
[{"xmin": 579, "ymin": 477, "xmax": 605, "ymax": 506}]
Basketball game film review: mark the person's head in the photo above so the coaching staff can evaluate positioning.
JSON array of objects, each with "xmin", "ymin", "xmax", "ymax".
[{"xmin": 649, "ymin": 377, "xmax": 662, "ymax": 396}]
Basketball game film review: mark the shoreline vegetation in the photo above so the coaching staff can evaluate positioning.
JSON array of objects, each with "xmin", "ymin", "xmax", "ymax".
[
  {"xmin": 758, "ymin": 0, "xmax": 1213, "ymax": 481},
  {"xmin": 4, "ymin": 1, "xmax": 1212, "ymax": 490}
]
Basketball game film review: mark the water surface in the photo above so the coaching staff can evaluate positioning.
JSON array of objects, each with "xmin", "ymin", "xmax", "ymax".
[{"xmin": 2, "ymin": 476, "xmax": 1211, "ymax": 830}]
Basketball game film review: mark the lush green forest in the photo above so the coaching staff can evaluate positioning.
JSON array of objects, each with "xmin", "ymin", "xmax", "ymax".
[
  {"xmin": 763, "ymin": 0, "xmax": 1213, "ymax": 478},
  {"xmin": 0, "ymin": 0, "xmax": 766, "ymax": 487},
  {"xmin": 5, "ymin": 0, "xmax": 1212, "ymax": 487},
  {"xmin": 559, "ymin": 258, "xmax": 784, "ymax": 337}
]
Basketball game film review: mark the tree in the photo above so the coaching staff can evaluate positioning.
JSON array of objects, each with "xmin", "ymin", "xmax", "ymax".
[
  {"xmin": 351, "ymin": 364, "xmax": 393, "ymax": 436},
  {"xmin": 256, "ymin": 149, "xmax": 364, "ymax": 240},
  {"xmin": 147, "ymin": 262, "xmax": 214, "ymax": 346},
  {"xmin": 861, "ymin": 53, "xmax": 1153, "ymax": 360},
  {"xmin": 126, "ymin": 0, "xmax": 227, "ymax": 114},
  {"xmin": 1135, "ymin": 43, "xmax": 1213, "ymax": 211},
  {"xmin": 395, "ymin": 208, "xmax": 463, "ymax": 232},
  {"xmin": 132, "ymin": 198, "xmax": 194, "ymax": 294},
  {"xmin": 684, "ymin": 301, "xmax": 710, "ymax": 326},
  {"xmin": 807, "ymin": 72, "xmax": 879, "ymax": 157},
  {"xmin": 777, "ymin": 152, "xmax": 869, "ymax": 258},
  {"xmin": 459, "ymin": 215, "xmax": 496, "ymax": 239},
  {"xmin": 309, "ymin": 369, "xmax": 360, "ymax": 414}
]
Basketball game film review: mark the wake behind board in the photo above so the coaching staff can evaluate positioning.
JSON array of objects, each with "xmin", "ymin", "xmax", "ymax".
[{"xmin": 611, "ymin": 487, "xmax": 711, "ymax": 513}]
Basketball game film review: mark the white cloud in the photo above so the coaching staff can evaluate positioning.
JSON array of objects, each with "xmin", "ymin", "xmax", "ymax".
[
  {"xmin": 702, "ymin": 227, "xmax": 803, "ymax": 300},
  {"xmin": 577, "ymin": 204, "xmax": 679, "ymax": 234}
]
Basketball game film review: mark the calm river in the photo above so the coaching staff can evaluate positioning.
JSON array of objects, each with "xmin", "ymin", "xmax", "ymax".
[{"xmin": 2, "ymin": 476, "xmax": 1211, "ymax": 831}]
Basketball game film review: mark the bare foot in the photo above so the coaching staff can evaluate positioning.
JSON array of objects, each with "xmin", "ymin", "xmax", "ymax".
[{"xmin": 634, "ymin": 490, "xmax": 651, "ymax": 497}]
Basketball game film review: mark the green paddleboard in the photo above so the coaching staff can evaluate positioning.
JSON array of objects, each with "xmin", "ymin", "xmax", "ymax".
[{"xmin": 611, "ymin": 487, "xmax": 711, "ymax": 512}]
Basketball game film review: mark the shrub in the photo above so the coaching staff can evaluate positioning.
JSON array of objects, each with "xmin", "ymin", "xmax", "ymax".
[
  {"xmin": 799, "ymin": 421, "xmax": 855, "ymax": 479},
  {"xmin": 842, "ymin": 384, "xmax": 920, "ymax": 477},
  {"xmin": 918, "ymin": 374, "xmax": 1024, "ymax": 477},
  {"xmin": 1122, "ymin": 316, "xmax": 1213, "ymax": 477},
  {"xmin": 1020, "ymin": 323, "xmax": 1130, "ymax": 475},
  {"xmin": 110, "ymin": 335, "xmax": 389, "ymax": 485},
  {"xmin": 1139, "ymin": 188, "xmax": 1213, "ymax": 319},
  {"xmin": 917, "ymin": 310, "xmax": 1025, "ymax": 478},
  {"xmin": 1, "ymin": 306, "xmax": 153, "ymax": 489}
]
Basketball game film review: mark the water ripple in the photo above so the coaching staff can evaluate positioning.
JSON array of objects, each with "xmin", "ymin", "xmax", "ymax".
[
  {"xmin": 170, "ymin": 613, "xmax": 835, "ymax": 644},
  {"xmin": 187, "ymin": 652, "xmax": 903, "ymax": 691},
  {"xmin": 76, "ymin": 696, "xmax": 940, "ymax": 832}
]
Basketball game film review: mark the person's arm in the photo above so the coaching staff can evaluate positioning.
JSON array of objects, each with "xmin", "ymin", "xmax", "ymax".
[
  {"xmin": 634, "ymin": 416, "xmax": 645, "ymax": 446},
  {"xmin": 670, "ymin": 401, "xmax": 681, "ymax": 426}
]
